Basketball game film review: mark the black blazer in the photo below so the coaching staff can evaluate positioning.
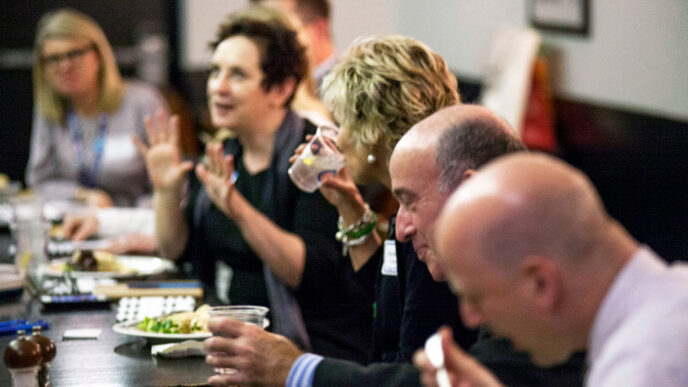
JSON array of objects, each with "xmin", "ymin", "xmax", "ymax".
[{"xmin": 314, "ymin": 358, "xmax": 420, "ymax": 387}]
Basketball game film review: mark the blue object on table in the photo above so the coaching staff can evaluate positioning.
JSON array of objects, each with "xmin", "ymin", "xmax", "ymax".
[
  {"xmin": 0, "ymin": 319, "xmax": 50, "ymax": 335},
  {"xmin": 127, "ymin": 281, "xmax": 202, "ymax": 289}
]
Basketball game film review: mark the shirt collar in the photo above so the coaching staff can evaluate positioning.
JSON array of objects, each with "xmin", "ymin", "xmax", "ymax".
[{"xmin": 587, "ymin": 246, "xmax": 664, "ymax": 364}]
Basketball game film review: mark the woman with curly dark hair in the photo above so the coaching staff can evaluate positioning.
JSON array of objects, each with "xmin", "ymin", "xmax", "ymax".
[{"xmin": 134, "ymin": 6, "xmax": 371, "ymax": 363}]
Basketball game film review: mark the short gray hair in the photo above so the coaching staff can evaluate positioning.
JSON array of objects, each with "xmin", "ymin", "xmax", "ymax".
[{"xmin": 436, "ymin": 111, "xmax": 527, "ymax": 192}]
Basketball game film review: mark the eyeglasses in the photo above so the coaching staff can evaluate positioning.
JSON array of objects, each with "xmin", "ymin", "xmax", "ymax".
[{"xmin": 42, "ymin": 45, "xmax": 94, "ymax": 69}]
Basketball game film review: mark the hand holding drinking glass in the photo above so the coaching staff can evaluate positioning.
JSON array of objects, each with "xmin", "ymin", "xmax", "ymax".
[
  {"xmin": 204, "ymin": 308, "xmax": 303, "ymax": 387},
  {"xmin": 288, "ymin": 125, "xmax": 345, "ymax": 193}
]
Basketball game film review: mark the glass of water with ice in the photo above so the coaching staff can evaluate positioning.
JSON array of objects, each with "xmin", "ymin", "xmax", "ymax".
[{"xmin": 288, "ymin": 124, "xmax": 345, "ymax": 193}]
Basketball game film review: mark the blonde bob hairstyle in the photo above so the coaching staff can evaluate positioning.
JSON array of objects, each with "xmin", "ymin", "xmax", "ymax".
[
  {"xmin": 321, "ymin": 35, "xmax": 459, "ymax": 156},
  {"xmin": 33, "ymin": 8, "xmax": 124, "ymax": 124}
]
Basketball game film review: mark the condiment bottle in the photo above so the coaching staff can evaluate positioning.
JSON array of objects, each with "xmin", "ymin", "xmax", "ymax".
[
  {"xmin": 3, "ymin": 329, "xmax": 42, "ymax": 387},
  {"xmin": 28, "ymin": 326, "xmax": 56, "ymax": 387}
]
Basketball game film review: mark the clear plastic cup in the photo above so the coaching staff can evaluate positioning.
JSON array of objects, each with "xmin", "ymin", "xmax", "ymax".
[
  {"xmin": 288, "ymin": 125, "xmax": 345, "ymax": 193},
  {"xmin": 10, "ymin": 219, "xmax": 50, "ymax": 277},
  {"xmin": 9, "ymin": 196, "xmax": 44, "ymax": 223},
  {"xmin": 9, "ymin": 197, "xmax": 49, "ymax": 278},
  {"xmin": 207, "ymin": 305, "xmax": 269, "ymax": 375}
]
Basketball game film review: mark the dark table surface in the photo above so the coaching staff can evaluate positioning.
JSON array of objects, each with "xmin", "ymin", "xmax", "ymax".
[{"xmin": 0, "ymin": 231, "xmax": 214, "ymax": 387}]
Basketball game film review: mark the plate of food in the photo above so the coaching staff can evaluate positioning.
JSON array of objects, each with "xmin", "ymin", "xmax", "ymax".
[
  {"xmin": 112, "ymin": 305, "xmax": 270, "ymax": 343},
  {"xmin": 42, "ymin": 250, "xmax": 175, "ymax": 279},
  {"xmin": 113, "ymin": 305, "xmax": 213, "ymax": 343}
]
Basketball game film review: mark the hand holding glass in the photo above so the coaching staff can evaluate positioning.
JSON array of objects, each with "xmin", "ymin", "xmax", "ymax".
[
  {"xmin": 207, "ymin": 305, "xmax": 269, "ymax": 375},
  {"xmin": 288, "ymin": 125, "xmax": 345, "ymax": 193}
]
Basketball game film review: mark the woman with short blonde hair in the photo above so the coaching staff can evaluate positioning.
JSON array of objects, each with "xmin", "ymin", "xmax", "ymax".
[
  {"xmin": 306, "ymin": 34, "xmax": 463, "ymax": 364},
  {"xmin": 315, "ymin": 35, "xmax": 459, "ymax": 263},
  {"xmin": 323, "ymin": 35, "xmax": 459, "ymax": 163}
]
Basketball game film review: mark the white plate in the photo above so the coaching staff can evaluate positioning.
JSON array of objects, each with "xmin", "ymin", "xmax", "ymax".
[
  {"xmin": 42, "ymin": 255, "xmax": 175, "ymax": 279},
  {"xmin": 113, "ymin": 318, "xmax": 269, "ymax": 344},
  {"xmin": 113, "ymin": 320, "xmax": 212, "ymax": 343}
]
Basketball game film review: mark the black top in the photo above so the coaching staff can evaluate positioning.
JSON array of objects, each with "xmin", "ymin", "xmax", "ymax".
[
  {"xmin": 313, "ymin": 215, "xmax": 586, "ymax": 386},
  {"xmin": 182, "ymin": 111, "xmax": 372, "ymax": 363},
  {"xmin": 183, "ymin": 161, "xmax": 270, "ymax": 307},
  {"xmin": 368, "ymin": 216, "xmax": 477, "ymax": 363}
]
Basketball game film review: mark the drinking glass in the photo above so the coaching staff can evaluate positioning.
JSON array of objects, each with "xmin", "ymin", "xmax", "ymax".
[
  {"xmin": 9, "ymin": 196, "xmax": 48, "ymax": 277},
  {"xmin": 288, "ymin": 125, "xmax": 345, "ymax": 193},
  {"xmin": 207, "ymin": 305, "xmax": 269, "ymax": 375}
]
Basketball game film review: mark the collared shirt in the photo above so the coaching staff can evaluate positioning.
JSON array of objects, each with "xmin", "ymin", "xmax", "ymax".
[
  {"xmin": 286, "ymin": 353, "xmax": 324, "ymax": 387},
  {"xmin": 587, "ymin": 246, "xmax": 688, "ymax": 386}
]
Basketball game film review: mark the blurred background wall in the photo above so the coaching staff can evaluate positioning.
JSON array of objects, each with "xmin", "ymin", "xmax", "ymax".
[{"xmin": 1, "ymin": 0, "xmax": 687, "ymax": 260}]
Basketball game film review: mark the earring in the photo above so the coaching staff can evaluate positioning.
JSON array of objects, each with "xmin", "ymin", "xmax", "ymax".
[{"xmin": 367, "ymin": 154, "xmax": 376, "ymax": 164}]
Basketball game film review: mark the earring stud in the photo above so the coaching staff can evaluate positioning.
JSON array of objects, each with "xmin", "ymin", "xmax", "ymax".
[{"xmin": 367, "ymin": 154, "xmax": 376, "ymax": 164}]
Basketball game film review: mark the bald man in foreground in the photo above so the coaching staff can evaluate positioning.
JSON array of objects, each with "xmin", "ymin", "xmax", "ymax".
[{"xmin": 416, "ymin": 153, "xmax": 688, "ymax": 386}]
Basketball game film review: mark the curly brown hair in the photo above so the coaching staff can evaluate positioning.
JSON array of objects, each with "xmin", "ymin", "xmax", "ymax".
[{"xmin": 210, "ymin": 6, "xmax": 307, "ymax": 106}]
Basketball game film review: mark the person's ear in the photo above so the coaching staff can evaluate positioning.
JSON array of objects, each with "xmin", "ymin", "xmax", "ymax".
[
  {"xmin": 269, "ymin": 77, "xmax": 297, "ymax": 108},
  {"xmin": 520, "ymin": 255, "xmax": 561, "ymax": 311}
]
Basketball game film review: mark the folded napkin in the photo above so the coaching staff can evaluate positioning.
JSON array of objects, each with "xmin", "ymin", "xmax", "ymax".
[
  {"xmin": 63, "ymin": 328, "xmax": 101, "ymax": 339},
  {"xmin": 152, "ymin": 340, "xmax": 206, "ymax": 358}
]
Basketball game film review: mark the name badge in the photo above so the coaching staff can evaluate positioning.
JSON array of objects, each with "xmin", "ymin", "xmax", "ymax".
[{"xmin": 381, "ymin": 240, "xmax": 398, "ymax": 276}]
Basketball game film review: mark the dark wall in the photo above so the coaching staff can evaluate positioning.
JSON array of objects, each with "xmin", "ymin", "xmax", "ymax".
[
  {"xmin": 0, "ymin": 0, "xmax": 169, "ymax": 183},
  {"xmin": 458, "ymin": 77, "xmax": 688, "ymax": 262},
  {"xmin": 556, "ymin": 99, "xmax": 688, "ymax": 263}
]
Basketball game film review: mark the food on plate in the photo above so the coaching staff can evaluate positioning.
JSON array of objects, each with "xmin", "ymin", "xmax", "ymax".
[
  {"xmin": 66, "ymin": 250, "xmax": 134, "ymax": 273},
  {"xmin": 49, "ymin": 224, "xmax": 63, "ymax": 239},
  {"xmin": 137, "ymin": 305, "xmax": 210, "ymax": 334}
]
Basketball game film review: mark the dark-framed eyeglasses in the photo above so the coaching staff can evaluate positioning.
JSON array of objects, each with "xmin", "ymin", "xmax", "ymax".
[{"xmin": 42, "ymin": 45, "xmax": 95, "ymax": 69}]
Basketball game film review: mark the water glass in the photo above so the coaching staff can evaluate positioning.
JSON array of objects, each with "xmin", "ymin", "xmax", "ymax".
[
  {"xmin": 9, "ymin": 196, "xmax": 48, "ymax": 276},
  {"xmin": 288, "ymin": 125, "xmax": 345, "ymax": 193},
  {"xmin": 207, "ymin": 305, "xmax": 269, "ymax": 375}
]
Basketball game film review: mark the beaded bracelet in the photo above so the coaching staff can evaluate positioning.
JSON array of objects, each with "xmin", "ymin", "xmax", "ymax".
[{"xmin": 335, "ymin": 204, "xmax": 377, "ymax": 255}]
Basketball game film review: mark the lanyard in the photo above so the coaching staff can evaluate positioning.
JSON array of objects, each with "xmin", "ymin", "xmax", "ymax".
[{"xmin": 67, "ymin": 111, "xmax": 108, "ymax": 188}]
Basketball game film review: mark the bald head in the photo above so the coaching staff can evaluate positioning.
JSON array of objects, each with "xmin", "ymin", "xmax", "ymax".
[
  {"xmin": 393, "ymin": 104, "xmax": 525, "ymax": 193},
  {"xmin": 435, "ymin": 153, "xmax": 639, "ymax": 366},
  {"xmin": 437, "ymin": 153, "xmax": 627, "ymax": 273}
]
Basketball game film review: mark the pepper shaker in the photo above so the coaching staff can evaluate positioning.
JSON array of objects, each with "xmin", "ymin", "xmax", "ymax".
[
  {"xmin": 3, "ymin": 329, "xmax": 42, "ymax": 387},
  {"xmin": 28, "ymin": 326, "xmax": 56, "ymax": 387}
]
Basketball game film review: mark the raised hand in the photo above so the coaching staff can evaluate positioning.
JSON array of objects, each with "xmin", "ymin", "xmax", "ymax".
[
  {"xmin": 133, "ymin": 109, "xmax": 193, "ymax": 193},
  {"xmin": 195, "ymin": 142, "xmax": 244, "ymax": 220},
  {"xmin": 413, "ymin": 327, "xmax": 504, "ymax": 387}
]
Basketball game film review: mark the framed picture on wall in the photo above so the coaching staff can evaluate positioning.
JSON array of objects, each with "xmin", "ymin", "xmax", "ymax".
[{"xmin": 528, "ymin": 0, "xmax": 590, "ymax": 35}]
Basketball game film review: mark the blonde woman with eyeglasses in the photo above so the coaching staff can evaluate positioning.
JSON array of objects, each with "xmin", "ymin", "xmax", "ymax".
[{"xmin": 26, "ymin": 8, "xmax": 168, "ymax": 207}]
